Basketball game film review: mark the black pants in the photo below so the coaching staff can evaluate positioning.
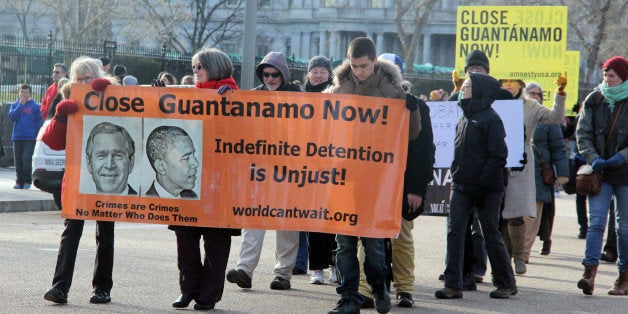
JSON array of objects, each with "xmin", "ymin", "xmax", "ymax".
[
  {"xmin": 445, "ymin": 190, "xmax": 515, "ymax": 290},
  {"xmin": 51, "ymin": 219, "xmax": 114, "ymax": 293},
  {"xmin": 307, "ymin": 232, "xmax": 336, "ymax": 270},
  {"xmin": 604, "ymin": 201, "xmax": 617, "ymax": 254},
  {"xmin": 174, "ymin": 227, "xmax": 231, "ymax": 305}
]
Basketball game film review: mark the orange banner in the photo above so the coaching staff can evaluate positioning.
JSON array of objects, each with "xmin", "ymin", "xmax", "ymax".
[{"xmin": 63, "ymin": 85, "xmax": 408, "ymax": 237}]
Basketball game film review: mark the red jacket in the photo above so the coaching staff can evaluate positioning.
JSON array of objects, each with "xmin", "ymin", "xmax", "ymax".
[{"xmin": 40, "ymin": 83, "xmax": 58, "ymax": 121}]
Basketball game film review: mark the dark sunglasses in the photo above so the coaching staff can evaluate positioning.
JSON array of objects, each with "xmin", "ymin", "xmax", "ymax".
[
  {"xmin": 192, "ymin": 64, "xmax": 204, "ymax": 71},
  {"xmin": 263, "ymin": 72, "xmax": 281, "ymax": 78}
]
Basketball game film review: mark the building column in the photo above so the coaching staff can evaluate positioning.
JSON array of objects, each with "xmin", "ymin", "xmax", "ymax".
[
  {"xmin": 421, "ymin": 33, "xmax": 432, "ymax": 65},
  {"xmin": 319, "ymin": 31, "xmax": 328, "ymax": 57},
  {"xmin": 330, "ymin": 31, "xmax": 339, "ymax": 61},
  {"xmin": 302, "ymin": 31, "xmax": 311, "ymax": 58},
  {"xmin": 291, "ymin": 33, "xmax": 301, "ymax": 59},
  {"xmin": 374, "ymin": 32, "xmax": 384, "ymax": 54}
]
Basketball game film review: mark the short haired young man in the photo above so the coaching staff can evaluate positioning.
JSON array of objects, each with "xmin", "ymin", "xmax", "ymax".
[{"xmin": 327, "ymin": 37, "xmax": 418, "ymax": 314}]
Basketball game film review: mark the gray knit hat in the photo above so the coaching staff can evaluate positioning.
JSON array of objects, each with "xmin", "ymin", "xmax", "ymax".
[{"xmin": 308, "ymin": 55, "xmax": 332, "ymax": 73}]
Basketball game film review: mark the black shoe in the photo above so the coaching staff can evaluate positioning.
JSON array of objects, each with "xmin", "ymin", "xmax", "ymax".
[
  {"xmin": 438, "ymin": 273, "xmax": 444, "ymax": 281},
  {"xmin": 328, "ymin": 295, "xmax": 360, "ymax": 314},
  {"xmin": 475, "ymin": 276, "xmax": 484, "ymax": 283},
  {"xmin": 373, "ymin": 287, "xmax": 391, "ymax": 313},
  {"xmin": 270, "ymin": 277, "xmax": 291, "ymax": 290},
  {"xmin": 193, "ymin": 302, "xmax": 215, "ymax": 311},
  {"xmin": 489, "ymin": 285, "xmax": 518, "ymax": 299},
  {"xmin": 435, "ymin": 287, "xmax": 463, "ymax": 299},
  {"xmin": 396, "ymin": 292, "xmax": 414, "ymax": 308},
  {"xmin": 359, "ymin": 294, "xmax": 374, "ymax": 308},
  {"xmin": 540, "ymin": 240, "xmax": 551, "ymax": 255},
  {"xmin": 292, "ymin": 267, "xmax": 307, "ymax": 275},
  {"xmin": 172, "ymin": 293, "xmax": 197, "ymax": 308},
  {"xmin": 600, "ymin": 250, "xmax": 618, "ymax": 263},
  {"xmin": 44, "ymin": 287, "xmax": 68, "ymax": 304},
  {"xmin": 226, "ymin": 268, "xmax": 252, "ymax": 288},
  {"xmin": 577, "ymin": 230, "xmax": 587, "ymax": 239},
  {"xmin": 89, "ymin": 290, "xmax": 111, "ymax": 304}
]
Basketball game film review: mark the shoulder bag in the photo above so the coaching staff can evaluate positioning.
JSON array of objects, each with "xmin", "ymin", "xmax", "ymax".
[
  {"xmin": 532, "ymin": 145, "xmax": 556, "ymax": 185},
  {"xmin": 576, "ymin": 104, "xmax": 623, "ymax": 195}
]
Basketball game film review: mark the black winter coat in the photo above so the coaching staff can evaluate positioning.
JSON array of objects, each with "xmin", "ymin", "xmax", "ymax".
[{"xmin": 451, "ymin": 73, "xmax": 508, "ymax": 193}]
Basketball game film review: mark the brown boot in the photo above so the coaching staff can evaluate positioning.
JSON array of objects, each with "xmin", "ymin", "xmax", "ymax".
[
  {"xmin": 577, "ymin": 265, "xmax": 598, "ymax": 295},
  {"xmin": 608, "ymin": 270, "xmax": 628, "ymax": 296},
  {"xmin": 509, "ymin": 224, "xmax": 527, "ymax": 275}
]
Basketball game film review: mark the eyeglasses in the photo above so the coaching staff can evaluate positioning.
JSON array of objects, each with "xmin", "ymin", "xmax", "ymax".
[
  {"xmin": 466, "ymin": 66, "xmax": 484, "ymax": 73},
  {"xmin": 192, "ymin": 64, "xmax": 204, "ymax": 71},
  {"xmin": 263, "ymin": 72, "xmax": 281, "ymax": 78},
  {"xmin": 528, "ymin": 92, "xmax": 543, "ymax": 97},
  {"xmin": 53, "ymin": 71, "xmax": 61, "ymax": 74},
  {"xmin": 75, "ymin": 77, "xmax": 94, "ymax": 83}
]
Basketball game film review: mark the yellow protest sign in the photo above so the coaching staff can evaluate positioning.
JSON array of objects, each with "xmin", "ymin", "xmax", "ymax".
[{"xmin": 455, "ymin": 6, "xmax": 568, "ymax": 81}]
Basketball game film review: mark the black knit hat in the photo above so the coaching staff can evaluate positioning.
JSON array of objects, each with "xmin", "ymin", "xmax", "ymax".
[
  {"xmin": 465, "ymin": 50, "xmax": 490, "ymax": 73},
  {"xmin": 113, "ymin": 65, "xmax": 127, "ymax": 76},
  {"xmin": 99, "ymin": 57, "xmax": 111, "ymax": 67},
  {"xmin": 308, "ymin": 56, "xmax": 332, "ymax": 73}
]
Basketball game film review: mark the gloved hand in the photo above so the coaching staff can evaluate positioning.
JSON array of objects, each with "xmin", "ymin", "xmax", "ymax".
[
  {"xmin": 591, "ymin": 157, "xmax": 607, "ymax": 171},
  {"xmin": 555, "ymin": 71, "xmax": 567, "ymax": 96},
  {"xmin": 152, "ymin": 79, "xmax": 166, "ymax": 87},
  {"xmin": 405, "ymin": 93, "xmax": 419, "ymax": 112},
  {"xmin": 451, "ymin": 70, "xmax": 464, "ymax": 94},
  {"xmin": 56, "ymin": 99, "xmax": 78, "ymax": 121},
  {"xmin": 511, "ymin": 152, "xmax": 527, "ymax": 172},
  {"xmin": 556, "ymin": 176, "xmax": 569, "ymax": 186},
  {"xmin": 91, "ymin": 78, "xmax": 111, "ymax": 91},
  {"xmin": 218, "ymin": 85, "xmax": 232, "ymax": 94},
  {"xmin": 606, "ymin": 153, "xmax": 626, "ymax": 168},
  {"xmin": 429, "ymin": 89, "xmax": 448, "ymax": 101}
]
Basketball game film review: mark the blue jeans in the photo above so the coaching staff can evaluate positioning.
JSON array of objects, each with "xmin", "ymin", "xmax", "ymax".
[
  {"xmin": 583, "ymin": 183, "xmax": 628, "ymax": 271},
  {"xmin": 294, "ymin": 231, "xmax": 308, "ymax": 272},
  {"xmin": 335, "ymin": 235, "xmax": 385, "ymax": 303},
  {"xmin": 13, "ymin": 140, "xmax": 35, "ymax": 186},
  {"xmin": 444, "ymin": 190, "xmax": 515, "ymax": 290}
]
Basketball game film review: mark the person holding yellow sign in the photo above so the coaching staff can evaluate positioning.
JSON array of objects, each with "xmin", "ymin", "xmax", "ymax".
[{"xmin": 499, "ymin": 72, "xmax": 567, "ymax": 275}]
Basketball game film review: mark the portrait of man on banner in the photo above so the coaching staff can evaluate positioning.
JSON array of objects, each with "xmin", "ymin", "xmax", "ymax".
[
  {"xmin": 79, "ymin": 117, "xmax": 140, "ymax": 195},
  {"xmin": 142, "ymin": 119, "xmax": 202, "ymax": 199}
]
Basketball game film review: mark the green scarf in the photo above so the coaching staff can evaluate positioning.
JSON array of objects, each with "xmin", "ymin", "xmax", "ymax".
[{"xmin": 601, "ymin": 80, "xmax": 628, "ymax": 111}]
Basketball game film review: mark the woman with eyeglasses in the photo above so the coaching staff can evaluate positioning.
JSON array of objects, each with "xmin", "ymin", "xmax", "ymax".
[
  {"xmin": 169, "ymin": 47, "xmax": 241, "ymax": 311},
  {"xmin": 43, "ymin": 56, "xmax": 120, "ymax": 305},
  {"xmin": 521, "ymin": 82, "xmax": 569, "ymax": 261},
  {"xmin": 498, "ymin": 75, "xmax": 567, "ymax": 276}
]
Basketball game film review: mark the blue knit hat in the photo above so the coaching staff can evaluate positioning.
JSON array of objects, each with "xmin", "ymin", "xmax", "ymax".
[{"xmin": 378, "ymin": 53, "xmax": 404, "ymax": 73}]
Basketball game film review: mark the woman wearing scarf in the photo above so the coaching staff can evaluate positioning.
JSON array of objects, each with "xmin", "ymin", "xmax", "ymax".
[
  {"xmin": 169, "ymin": 47, "xmax": 241, "ymax": 310},
  {"xmin": 576, "ymin": 55, "xmax": 628, "ymax": 296}
]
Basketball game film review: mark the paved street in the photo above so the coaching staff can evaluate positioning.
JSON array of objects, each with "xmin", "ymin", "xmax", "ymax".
[{"xmin": 0, "ymin": 167, "xmax": 625, "ymax": 313}]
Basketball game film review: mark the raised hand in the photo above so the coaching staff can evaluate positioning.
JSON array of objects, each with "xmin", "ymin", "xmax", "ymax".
[{"xmin": 555, "ymin": 71, "xmax": 567, "ymax": 96}]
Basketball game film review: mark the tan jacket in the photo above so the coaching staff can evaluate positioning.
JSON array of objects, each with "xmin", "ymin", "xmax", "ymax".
[{"xmin": 327, "ymin": 59, "xmax": 421, "ymax": 140}]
